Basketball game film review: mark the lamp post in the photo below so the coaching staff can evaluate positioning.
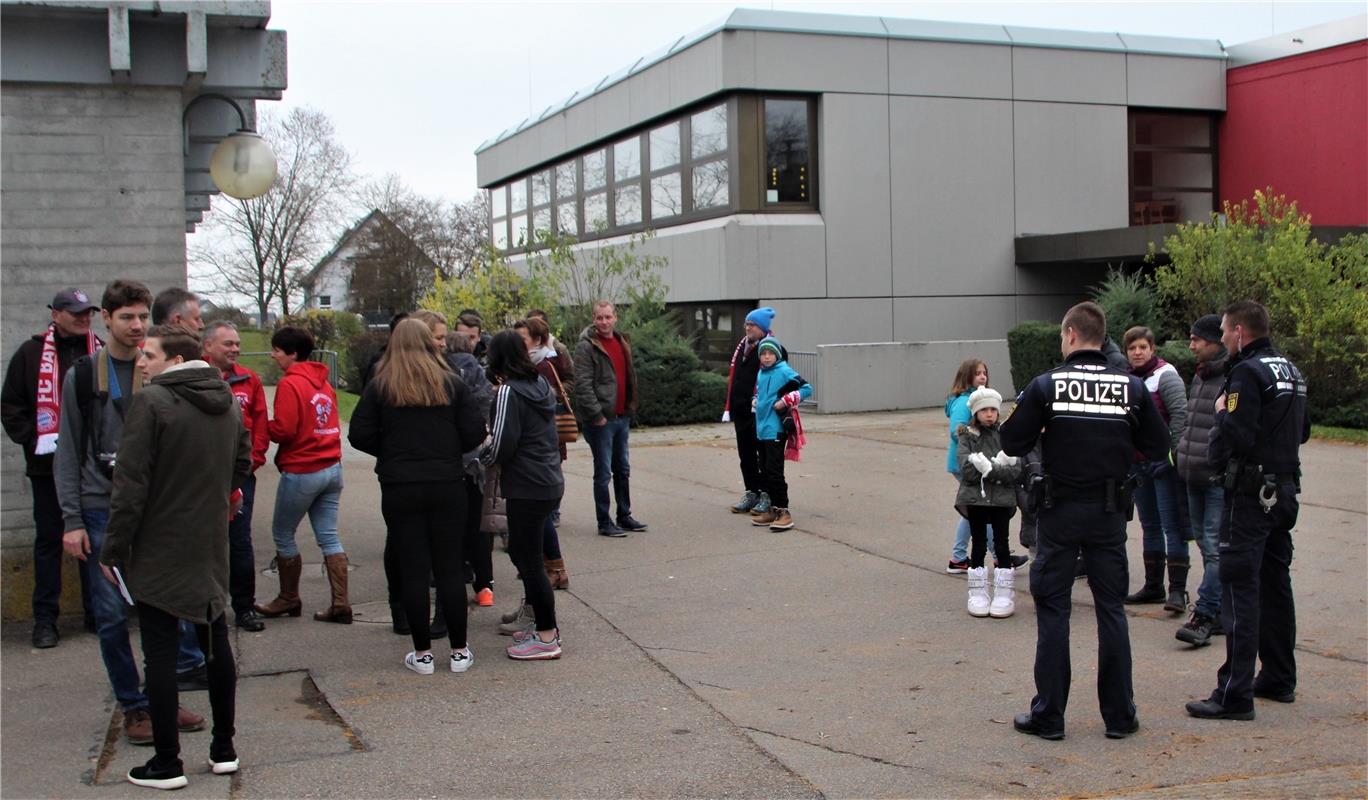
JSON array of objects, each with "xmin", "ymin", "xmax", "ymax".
[{"xmin": 183, "ymin": 93, "xmax": 277, "ymax": 200}]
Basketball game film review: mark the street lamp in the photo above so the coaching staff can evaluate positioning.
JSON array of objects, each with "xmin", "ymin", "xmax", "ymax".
[{"xmin": 183, "ymin": 93, "xmax": 277, "ymax": 200}]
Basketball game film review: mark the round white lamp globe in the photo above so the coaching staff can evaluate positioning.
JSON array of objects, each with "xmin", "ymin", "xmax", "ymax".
[{"xmin": 209, "ymin": 131, "xmax": 277, "ymax": 199}]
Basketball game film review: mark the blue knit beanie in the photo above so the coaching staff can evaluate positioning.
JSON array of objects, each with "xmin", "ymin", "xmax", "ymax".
[
  {"xmin": 757, "ymin": 336, "xmax": 782, "ymax": 359},
  {"xmin": 745, "ymin": 306, "xmax": 776, "ymax": 334}
]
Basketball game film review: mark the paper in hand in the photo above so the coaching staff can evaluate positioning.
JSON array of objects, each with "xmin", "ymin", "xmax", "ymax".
[{"xmin": 111, "ymin": 566, "xmax": 134, "ymax": 606}]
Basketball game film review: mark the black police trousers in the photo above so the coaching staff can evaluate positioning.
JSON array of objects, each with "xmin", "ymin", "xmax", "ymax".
[
  {"xmin": 1207, "ymin": 482, "xmax": 1299, "ymax": 711},
  {"xmin": 1028, "ymin": 499, "xmax": 1136, "ymax": 732}
]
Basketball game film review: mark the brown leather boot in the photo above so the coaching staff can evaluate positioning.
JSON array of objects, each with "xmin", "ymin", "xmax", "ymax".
[
  {"xmin": 313, "ymin": 553, "xmax": 353, "ymax": 623},
  {"xmin": 545, "ymin": 558, "xmax": 569, "ymax": 590},
  {"xmin": 254, "ymin": 554, "xmax": 303, "ymax": 617}
]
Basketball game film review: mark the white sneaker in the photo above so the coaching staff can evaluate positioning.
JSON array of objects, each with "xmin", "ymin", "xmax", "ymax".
[
  {"xmin": 450, "ymin": 647, "xmax": 475, "ymax": 673},
  {"xmin": 967, "ymin": 567, "xmax": 991, "ymax": 617},
  {"xmin": 990, "ymin": 567, "xmax": 1016, "ymax": 618},
  {"xmin": 404, "ymin": 651, "xmax": 434, "ymax": 675}
]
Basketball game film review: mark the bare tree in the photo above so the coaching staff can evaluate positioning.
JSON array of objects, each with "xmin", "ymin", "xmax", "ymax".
[
  {"xmin": 192, "ymin": 107, "xmax": 355, "ymax": 323},
  {"xmin": 447, "ymin": 191, "xmax": 490, "ymax": 278},
  {"xmin": 354, "ymin": 177, "xmax": 490, "ymax": 279}
]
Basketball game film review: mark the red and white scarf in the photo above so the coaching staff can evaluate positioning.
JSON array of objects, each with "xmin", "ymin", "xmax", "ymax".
[
  {"xmin": 34, "ymin": 323, "xmax": 99, "ymax": 455},
  {"xmin": 721, "ymin": 334, "xmax": 768, "ymax": 422}
]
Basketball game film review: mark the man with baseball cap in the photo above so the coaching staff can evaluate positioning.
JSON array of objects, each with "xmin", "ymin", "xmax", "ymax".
[{"xmin": 2, "ymin": 288, "xmax": 103, "ymax": 648}]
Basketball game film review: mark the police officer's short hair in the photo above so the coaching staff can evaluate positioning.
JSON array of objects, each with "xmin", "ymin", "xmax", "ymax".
[
  {"xmin": 1222, "ymin": 300, "xmax": 1269, "ymax": 338},
  {"xmin": 1061, "ymin": 302, "xmax": 1106, "ymax": 346},
  {"xmin": 1122, "ymin": 326, "xmax": 1155, "ymax": 350}
]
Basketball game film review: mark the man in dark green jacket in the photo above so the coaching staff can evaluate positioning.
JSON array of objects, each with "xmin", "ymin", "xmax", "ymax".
[
  {"xmin": 573, "ymin": 301, "xmax": 646, "ymax": 537},
  {"xmin": 100, "ymin": 325, "xmax": 251, "ymax": 790}
]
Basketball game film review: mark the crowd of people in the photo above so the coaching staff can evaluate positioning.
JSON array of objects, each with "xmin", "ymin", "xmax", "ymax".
[{"xmin": 2, "ymin": 282, "xmax": 1310, "ymax": 786}]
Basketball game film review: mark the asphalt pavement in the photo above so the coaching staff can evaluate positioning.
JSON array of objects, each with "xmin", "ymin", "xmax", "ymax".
[{"xmin": 2, "ymin": 408, "xmax": 1364, "ymax": 799}]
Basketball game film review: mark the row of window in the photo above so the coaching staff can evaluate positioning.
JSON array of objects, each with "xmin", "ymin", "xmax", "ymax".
[{"xmin": 489, "ymin": 95, "xmax": 816, "ymax": 252}]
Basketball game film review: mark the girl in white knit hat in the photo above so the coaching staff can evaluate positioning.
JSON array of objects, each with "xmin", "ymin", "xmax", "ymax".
[{"xmin": 955, "ymin": 387, "xmax": 1024, "ymax": 618}]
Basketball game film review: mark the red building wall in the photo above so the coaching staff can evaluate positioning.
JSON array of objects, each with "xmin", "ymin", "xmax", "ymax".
[{"xmin": 1220, "ymin": 41, "xmax": 1368, "ymax": 225}]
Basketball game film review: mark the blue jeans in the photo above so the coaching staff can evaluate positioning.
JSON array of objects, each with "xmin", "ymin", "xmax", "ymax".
[
  {"xmin": 1187, "ymin": 481, "xmax": 1224, "ymax": 619},
  {"xmin": 83, "ymin": 509, "xmax": 148, "ymax": 712},
  {"xmin": 1132, "ymin": 463, "xmax": 1190, "ymax": 559},
  {"xmin": 272, "ymin": 463, "xmax": 344, "ymax": 557},
  {"xmin": 949, "ymin": 472, "xmax": 997, "ymax": 562},
  {"xmin": 582, "ymin": 416, "xmax": 632, "ymax": 526}
]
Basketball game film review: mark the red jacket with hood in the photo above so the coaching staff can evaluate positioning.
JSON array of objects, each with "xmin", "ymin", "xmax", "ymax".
[
  {"xmin": 268, "ymin": 361, "xmax": 341, "ymax": 473},
  {"xmin": 222, "ymin": 362, "xmax": 269, "ymax": 471}
]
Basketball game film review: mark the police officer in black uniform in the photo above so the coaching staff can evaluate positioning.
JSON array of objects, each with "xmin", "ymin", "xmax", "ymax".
[
  {"xmin": 1186, "ymin": 299, "xmax": 1309, "ymax": 720},
  {"xmin": 1001, "ymin": 301, "xmax": 1170, "ymax": 740}
]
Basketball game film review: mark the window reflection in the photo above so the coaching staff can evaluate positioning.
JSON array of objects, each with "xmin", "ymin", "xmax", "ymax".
[
  {"xmin": 614, "ymin": 184, "xmax": 641, "ymax": 226},
  {"xmin": 583, "ymin": 150, "xmax": 606, "ymax": 191},
  {"xmin": 556, "ymin": 203, "xmax": 578, "ymax": 236},
  {"xmin": 510, "ymin": 180, "xmax": 527, "ymax": 213},
  {"xmin": 614, "ymin": 137, "xmax": 641, "ymax": 182},
  {"xmin": 533, "ymin": 208, "xmax": 551, "ymax": 238},
  {"xmin": 651, "ymin": 172, "xmax": 682, "ymax": 219},
  {"xmin": 532, "ymin": 171, "xmax": 551, "ymax": 207},
  {"xmin": 490, "ymin": 187, "xmax": 506, "ymax": 218},
  {"xmin": 691, "ymin": 104, "xmax": 727, "ymax": 159},
  {"xmin": 555, "ymin": 162, "xmax": 576, "ymax": 200},
  {"xmin": 650, "ymin": 121, "xmax": 681, "ymax": 172},
  {"xmin": 584, "ymin": 192, "xmax": 608, "ymax": 232},
  {"xmin": 492, "ymin": 218, "xmax": 508, "ymax": 250},
  {"xmin": 511, "ymin": 215, "xmax": 528, "ymax": 249},
  {"xmin": 764, "ymin": 99, "xmax": 809, "ymax": 203},
  {"xmin": 693, "ymin": 160, "xmax": 729, "ymax": 210}
]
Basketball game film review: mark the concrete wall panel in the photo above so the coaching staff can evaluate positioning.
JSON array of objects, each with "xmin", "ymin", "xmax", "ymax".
[
  {"xmin": 594, "ymin": 83, "xmax": 633, "ymax": 143},
  {"xmin": 752, "ymin": 32, "xmax": 889, "ymax": 94},
  {"xmin": 889, "ymin": 97, "xmax": 1015, "ymax": 296},
  {"xmin": 763, "ymin": 297, "xmax": 891, "ymax": 352},
  {"xmin": 816, "ymin": 339, "xmax": 1014, "ymax": 413},
  {"xmin": 629, "ymin": 60, "xmax": 673, "ymax": 124},
  {"xmin": 1013, "ymin": 102, "xmax": 1128, "ymax": 235},
  {"xmin": 892, "ymin": 295, "xmax": 1017, "ymax": 342},
  {"xmin": 820, "ymin": 93, "xmax": 892, "ymax": 298},
  {"xmin": 1012, "ymin": 47, "xmax": 1126, "ymax": 104},
  {"xmin": 668, "ymin": 34, "xmax": 724, "ymax": 109},
  {"xmin": 888, "ymin": 39, "xmax": 1013, "ymax": 99},
  {"xmin": 720, "ymin": 29, "xmax": 757, "ymax": 88},
  {"xmin": 1126, "ymin": 54, "xmax": 1225, "ymax": 110}
]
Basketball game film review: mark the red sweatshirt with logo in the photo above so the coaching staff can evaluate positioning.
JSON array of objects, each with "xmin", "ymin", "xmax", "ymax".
[
  {"xmin": 268, "ymin": 361, "xmax": 341, "ymax": 473},
  {"xmin": 222, "ymin": 362, "xmax": 270, "ymax": 472}
]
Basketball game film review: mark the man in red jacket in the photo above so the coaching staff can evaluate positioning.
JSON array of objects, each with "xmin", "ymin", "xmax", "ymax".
[
  {"xmin": 256, "ymin": 327, "xmax": 351, "ymax": 624},
  {"xmin": 203, "ymin": 321, "xmax": 270, "ymax": 631}
]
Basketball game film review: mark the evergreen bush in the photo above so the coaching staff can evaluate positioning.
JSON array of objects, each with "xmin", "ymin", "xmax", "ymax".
[
  {"xmin": 627, "ymin": 310, "xmax": 728, "ymax": 426},
  {"xmin": 1091, "ymin": 267, "xmax": 1162, "ymax": 338},
  {"xmin": 1156, "ymin": 340, "xmax": 1195, "ymax": 385},
  {"xmin": 344, "ymin": 330, "xmax": 389, "ymax": 390},
  {"xmin": 1007, "ymin": 320, "xmax": 1062, "ymax": 390}
]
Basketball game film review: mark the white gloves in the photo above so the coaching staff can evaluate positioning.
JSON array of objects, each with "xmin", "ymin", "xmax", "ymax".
[
  {"xmin": 967, "ymin": 452, "xmax": 993, "ymax": 475},
  {"xmin": 992, "ymin": 451, "xmax": 1020, "ymax": 467}
]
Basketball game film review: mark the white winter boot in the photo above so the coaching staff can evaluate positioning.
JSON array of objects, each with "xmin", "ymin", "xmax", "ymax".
[
  {"xmin": 967, "ymin": 567, "xmax": 991, "ymax": 617},
  {"xmin": 990, "ymin": 567, "xmax": 1016, "ymax": 618}
]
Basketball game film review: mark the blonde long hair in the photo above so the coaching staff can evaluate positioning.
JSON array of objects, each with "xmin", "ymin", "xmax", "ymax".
[{"xmin": 375, "ymin": 318, "xmax": 452, "ymax": 407}]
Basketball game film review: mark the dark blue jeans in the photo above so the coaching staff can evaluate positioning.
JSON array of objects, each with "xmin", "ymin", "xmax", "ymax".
[
  {"xmin": 228, "ymin": 474, "xmax": 258, "ymax": 614},
  {"xmin": 1187, "ymin": 481, "xmax": 1224, "ymax": 619},
  {"xmin": 582, "ymin": 416, "xmax": 632, "ymax": 527},
  {"xmin": 82, "ymin": 509, "xmax": 149, "ymax": 712}
]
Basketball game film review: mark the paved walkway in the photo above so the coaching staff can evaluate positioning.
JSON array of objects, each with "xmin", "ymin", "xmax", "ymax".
[{"xmin": 3, "ymin": 409, "xmax": 1365, "ymax": 798}]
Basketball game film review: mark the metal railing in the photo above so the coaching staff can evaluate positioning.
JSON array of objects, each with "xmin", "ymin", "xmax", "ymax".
[{"xmin": 788, "ymin": 351, "xmax": 818, "ymax": 407}]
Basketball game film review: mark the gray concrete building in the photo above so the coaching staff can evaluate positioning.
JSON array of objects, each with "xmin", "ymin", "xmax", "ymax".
[
  {"xmin": 475, "ymin": 9, "xmax": 1225, "ymax": 364},
  {"xmin": 0, "ymin": 0, "xmax": 286, "ymax": 620}
]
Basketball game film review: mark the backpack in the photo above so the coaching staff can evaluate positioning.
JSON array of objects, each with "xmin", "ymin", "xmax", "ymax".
[{"xmin": 72, "ymin": 350, "xmax": 135, "ymax": 477}]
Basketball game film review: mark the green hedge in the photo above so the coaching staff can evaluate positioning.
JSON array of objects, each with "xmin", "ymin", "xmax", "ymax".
[
  {"xmin": 627, "ymin": 313, "xmax": 728, "ymax": 426},
  {"xmin": 344, "ymin": 330, "xmax": 389, "ymax": 391},
  {"xmin": 1007, "ymin": 320, "xmax": 1062, "ymax": 390},
  {"xmin": 1156, "ymin": 340, "xmax": 1195, "ymax": 385}
]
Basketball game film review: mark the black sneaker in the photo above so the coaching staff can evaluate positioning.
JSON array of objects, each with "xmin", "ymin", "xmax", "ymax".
[
  {"xmin": 1105, "ymin": 716, "xmax": 1140, "ymax": 739},
  {"xmin": 176, "ymin": 664, "xmax": 209, "ymax": 692},
  {"xmin": 945, "ymin": 559, "xmax": 970, "ymax": 574},
  {"xmin": 236, "ymin": 609, "xmax": 266, "ymax": 632},
  {"xmin": 208, "ymin": 739, "xmax": 239, "ymax": 775},
  {"xmin": 32, "ymin": 621, "xmax": 59, "ymax": 649},
  {"xmin": 1013, "ymin": 712, "xmax": 1065, "ymax": 741},
  {"xmin": 1185, "ymin": 699, "xmax": 1254, "ymax": 720},
  {"xmin": 617, "ymin": 516, "xmax": 648, "ymax": 532},
  {"xmin": 1175, "ymin": 612, "xmax": 1217, "ymax": 647},
  {"xmin": 127, "ymin": 756, "xmax": 188, "ymax": 790},
  {"xmin": 598, "ymin": 523, "xmax": 627, "ymax": 538},
  {"xmin": 1253, "ymin": 685, "xmax": 1296, "ymax": 703}
]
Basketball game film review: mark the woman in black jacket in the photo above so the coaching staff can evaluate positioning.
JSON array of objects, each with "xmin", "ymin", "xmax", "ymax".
[
  {"xmin": 349, "ymin": 319, "xmax": 486, "ymax": 675},
  {"xmin": 480, "ymin": 330, "xmax": 566, "ymax": 661}
]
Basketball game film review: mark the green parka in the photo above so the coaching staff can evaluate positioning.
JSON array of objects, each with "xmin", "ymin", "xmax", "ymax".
[
  {"xmin": 100, "ymin": 363, "xmax": 251, "ymax": 624},
  {"xmin": 955, "ymin": 422, "xmax": 1022, "ymax": 511}
]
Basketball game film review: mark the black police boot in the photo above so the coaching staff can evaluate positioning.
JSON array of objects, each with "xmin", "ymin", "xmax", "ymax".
[
  {"xmin": 1125, "ymin": 552, "xmax": 1166, "ymax": 604},
  {"xmin": 1013, "ymin": 712, "xmax": 1065, "ymax": 740},
  {"xmin": 1163, "ymin": 556, "xmax": 1190, "ymax": 613}
]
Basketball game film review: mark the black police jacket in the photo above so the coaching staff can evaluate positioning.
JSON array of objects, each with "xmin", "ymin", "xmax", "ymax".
[
  {"xmin": 1000, "ymin": 349, "xmax": 1170, "ymax": 491},
  {"xmin": 1208, "ymin": 338, "xmax": 1309, "ymax": 475}
]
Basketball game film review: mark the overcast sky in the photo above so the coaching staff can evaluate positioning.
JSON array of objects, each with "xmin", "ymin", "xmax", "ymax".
[{"xmin": 260, "ymin": 0, "xmax": 1362, "ymax": 204}]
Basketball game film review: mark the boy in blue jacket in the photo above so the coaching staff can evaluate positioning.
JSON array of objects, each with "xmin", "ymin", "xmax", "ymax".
[{"xmin": 750, "ymin": 337, "xmax": 810, "ymax": 531}]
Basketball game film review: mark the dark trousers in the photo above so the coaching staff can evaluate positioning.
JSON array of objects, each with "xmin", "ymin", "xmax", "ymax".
[
  {"xmin": 1029, "ymin": 500, "xmax": 1135, "ymax": 732},
  {"xmin": 137, "ymin": 603, "xmax": 235, "ymax": 765},
  {"xmin": 1209, "ymin": 483, "xmax": 1299, "ymax": 711},
  {"xmin": 542, "ymin": 515, "xmax": 562, "ymax": 560},
  {"xmin": 967, "ymin": 505, "xmax": 1013, "ymax": 568},
  {"xmin": 732, "ymin": 413, "xmax": 763, "ymax": 493},
  {"xmin": 30, "ymin": 476, "xmax": 93, "ymax": 625},
  {"xmin": 583, "ymin": 416, "xmax": 631, "ymax": 526},
  {"xmin": 227, "ymin": 474, "xmax": 257, "ymax": 615},
  {"xmin": 507, "ymin": 497, "xmax": 558, "ymax": 631},
  {"xmin": 464, "ymin": 478, "xmax": 493, "ymax": 592},
  {"xmin": 381, "ymin": 481, "xmax": 467, "ymax": 652},
  {"xmin": 759, "ymin": 439, "xmax": 788, "ymax": 508}
]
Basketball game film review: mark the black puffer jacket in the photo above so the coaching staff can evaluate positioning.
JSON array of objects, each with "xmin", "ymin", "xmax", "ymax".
[
  {"xmin": 349, "ymin": 374, "xmax": 487, "ymax": 484},
  {"xmin": 479, "ymin": 376, "xmax": 564, "ymax": 501},
  {"xmin": 1175, "ymin": 352, "xmax": 1228, "ymax": 485}
]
